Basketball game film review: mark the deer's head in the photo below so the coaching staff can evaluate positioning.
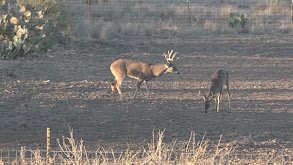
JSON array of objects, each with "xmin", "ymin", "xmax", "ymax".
[
  {"xmin": 203, "ymin": 94, "xmax": 217, "ymax": 113},
  {"xmin": 203, "ymin": 95, "xmax": 211, "ymax": 113}
]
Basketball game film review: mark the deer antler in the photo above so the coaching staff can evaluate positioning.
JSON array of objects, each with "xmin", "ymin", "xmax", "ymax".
[{"xmin": 164, "ymin": 50, "xmax": 178, "ymax": 63}]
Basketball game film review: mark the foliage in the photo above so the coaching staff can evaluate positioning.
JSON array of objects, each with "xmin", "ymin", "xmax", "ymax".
[
  {"xmin": 0, "ymin": 0, "xmax": 67, "ymax": 59},
  {"xmin": 226, "ymin": 13, "xmax": 248, "ymax": 29}
]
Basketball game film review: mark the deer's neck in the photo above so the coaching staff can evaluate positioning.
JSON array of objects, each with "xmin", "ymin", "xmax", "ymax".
[
  {"xmin": 150, "ymin": 64, "xmax": 167, "ymax": 77},
  {"xmin": 208, "ymin": 81, "xmax": 219, "ymax": 96}
]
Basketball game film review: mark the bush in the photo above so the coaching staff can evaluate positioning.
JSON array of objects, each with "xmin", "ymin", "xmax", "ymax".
[{"xmin": 226, "ymin": 13, "xmax": 248, "ymax": 29}]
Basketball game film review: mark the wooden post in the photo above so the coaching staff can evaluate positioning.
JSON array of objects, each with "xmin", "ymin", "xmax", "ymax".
[
  {"xmin": 15, "ymin": 150, "xmax": 17, "ymax": 163},
  {"xmin": 46, "ymin": 128, "xmax": 50, "ymax": 165},
  {"xmin": 187, "ymin": 0, "xmax": 191, "ymax": 26},
  {"xmin": 88, "ymin": 0, "xmax": 92, "ymax": 38},
  {"xmin": 31, "ymin": 151, "xmax": 33, "ymax": 164},
  {"xmin": 291, "ymin": 0, "xmax": 293, "ymax": 33},
  {"xmin": 8, "ymin": 149, "xmax": 10, "ymax": 164},
  {"xmin": 88, "ymin": 0, "xmax": 91, "ymax": 24}
]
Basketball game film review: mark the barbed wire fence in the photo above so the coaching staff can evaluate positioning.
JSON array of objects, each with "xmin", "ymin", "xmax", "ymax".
[{"xmin": 0, "ymin": 128, "xmax": 293, "ymax": 164}]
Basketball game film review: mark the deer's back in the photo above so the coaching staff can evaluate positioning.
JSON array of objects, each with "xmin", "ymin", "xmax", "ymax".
[
  {"xmin": 110, "ymin": 59, "xmax": 152, "ymax": 78},
  {"xmin": 210, "ymin": 68, "xmax": 228, "ymax": 93},
  {"xmin": 212, "ymin": 68, "xmax": 228, "ymax": 80}
]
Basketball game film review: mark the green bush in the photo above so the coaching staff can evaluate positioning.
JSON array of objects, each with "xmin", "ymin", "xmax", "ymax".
[
  {"xmin": 0, "ymin": 0, "xmax": 68, "ymax": 59},
  {"xmin": 226, "ymin": 13, "xmax": 247, "ymax": 28}
]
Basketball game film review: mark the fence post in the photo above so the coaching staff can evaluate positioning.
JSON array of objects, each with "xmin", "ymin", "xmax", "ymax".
[
  {"xmin": 88, "ymin": 0, "xmax": 91, "ymax": 23},
  {"xmin": 31, "ymin": 151, "xmax": 33, "ymax": 164},
  {"xmin": 187, "ymin": 0, "xmax": 191, "ymax": 25},
  {"xmin": 15, "ymin": 150, "xmax": 17, "ymax": 163},
  {"xmin": 88, "ymin": 0, "xmax": 92, "ymax": 38},
  {"xmin": 291, "ymin": 0, "xmax": 293, "ymax": 33},
  {"xmin": 46, "ymin": 127, "xmax": 50, "ymax": 165},
  {"xmin": 8, "ymin": 149, "xmax": 10, "ymax": 164}
]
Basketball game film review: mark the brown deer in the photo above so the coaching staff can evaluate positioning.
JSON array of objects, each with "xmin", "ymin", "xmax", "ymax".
[
  {"xmin": 203, "ymin": 68, "xmax": 231, "ymax": 113},
  {"xmin": 110, "ymin": 50, "xmax": 179, "ymax": 100}
]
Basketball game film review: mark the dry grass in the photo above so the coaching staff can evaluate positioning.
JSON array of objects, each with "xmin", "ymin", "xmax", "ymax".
[
  {"xmin": 0, "ymin": 129, "xmax": 290, "ymax": 164},
  {"xmin": 65, "ymin": 0, "xmax": 291, "ymax": 40}
]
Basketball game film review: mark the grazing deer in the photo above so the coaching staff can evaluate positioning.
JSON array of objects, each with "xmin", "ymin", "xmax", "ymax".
[
  {"xmin": 203, "ymin": 68, "xmax": 231, "ymax": 113},
  {"xmin": 110, "ymin": 50, "xmax": 179, "ymax": 100}
]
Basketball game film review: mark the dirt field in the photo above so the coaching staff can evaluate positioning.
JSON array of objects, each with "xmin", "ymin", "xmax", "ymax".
[{"xmin": 1, "ymin": 34, "xmax": 293, "ymax": 153}]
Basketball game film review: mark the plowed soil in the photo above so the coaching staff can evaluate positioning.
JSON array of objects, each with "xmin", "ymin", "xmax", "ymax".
[{"xmin": 1, "ymin": 34, "xmax": 293, "ymax": 152}]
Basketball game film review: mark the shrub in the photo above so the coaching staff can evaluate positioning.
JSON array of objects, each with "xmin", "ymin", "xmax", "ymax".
[{"xmin": 226, "ymin": 13, "xmax": 248, "ymax": 29}]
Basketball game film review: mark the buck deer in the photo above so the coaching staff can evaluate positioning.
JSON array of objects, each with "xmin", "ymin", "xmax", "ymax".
[
  {"xmin": 110, "ymin": 50, "xmax": 179, "ymax": 100},
  {"xmin": 203, "ymin": 68, "xmax": 231, "ymax": 113}
]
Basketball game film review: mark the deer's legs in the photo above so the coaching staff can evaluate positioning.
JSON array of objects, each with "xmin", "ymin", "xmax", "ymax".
[
  {"xmin": 115, "ymin": 75, "xmax": 125, "ymax": 100},
  {"xmin": 225, "ymin": 74, "xmax": 231, "ymax": 109},
  {"xmin": 214, "ymin": 97, "xmax": 217, "ymax": 111},
  {"xmin": 226, "ymin": 84, "xmax": 231, "ymax": 109},
  {"xmin": 133, "ymin": 79, "xmax": 143, "ymax": 100},
  {"xmin": 145, "ymin": 81, "xmax": 150, "ymax": 100},
  {"xmin": 216, "ymin": 94, "xmax": 222, "ymax": 112},
  {"xmin": 111, "ymin": 80, "xmax": 116, "ymax": 94},
  {"xmin": 111, "ymin": 80, "xmax": 117, "ymax": 100},
  {"xmin": 216, "ymin": 90, "xmax": 223, "ymax": 112},
  {"xmin": 213, "ymin": 94, "xmax": 218, "ymax": 111}
]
